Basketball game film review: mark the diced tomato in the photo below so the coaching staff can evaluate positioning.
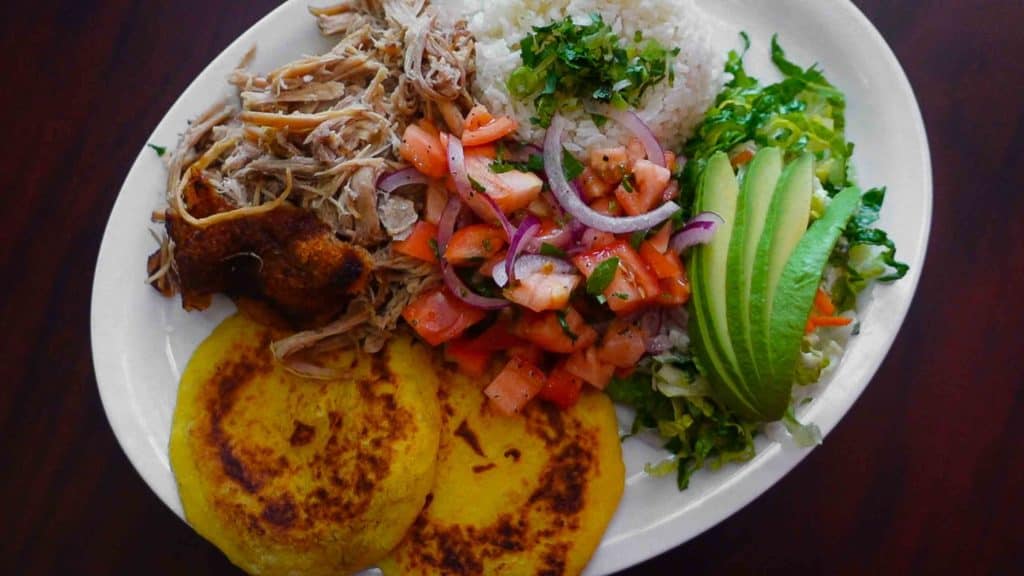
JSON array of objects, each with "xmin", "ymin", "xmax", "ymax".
[
  {"xmin": 464, "ymin": 155, "xmax": 543, "ymax": 215},
  {"xmin": 655, "ymin": 276, "xmax": 691, "ymax": 306},
  {"xmin": 465, "ymin": 143, "xmax": 497, "ymax": 160},
  {"xmin": 392, "ymin": 221, "xmax": 439, "ymax": 264},
  {"xmin": 640, "ymin": 240, "xmax": 684, "ymax": 279},
  {"xmin": 444, "ymin": 338, "xmax": 492, "ymax": 377},
  {"xmin": 462, "ymin": 113, "xmax": 519, "ymax": 147},
  {"xmin": 511, "ymin": 307, "xmax": 598, "ymax": 354},
  {"xmin": 615, "ymin": 159, "xmax": 671, "ymax": 216},
  {"xmin": 425, "ymin": 183, "xmax": 448, "ymax": 225},
  {"xmin": 589, "ymin": 147, "xmax": 629, "ymax": 182},
  {"xmin": 471, "ymin": 319, "xmax": 525, "ymax": 352},
  {"xmin": 589, "ymin": 196, "xmax": 622, "ymax": 217},
  {"xmin": 598, "ymin": 318, "xmax": 646, "ymax": 368},
  {"xmin": 539, "ymin": 364, "xmax": 584, "ymax": 409},
  {"xmin": 582, "ymin": 228, "xmax": 617, "ymax": 250},
  {"xmin": 531, "ymin": 219, "xmax": 565, "ymax": 246},
  {"xmin": 508, "ymin": 343, "xmax": 545, "ymax": 365},
  {"xmin": 485, "ymin": 356, "xmax": 547, "ymax": 415},
  {"xmin": 464, "ymin": 105, "xmax": 494, "ymax": 131},
  {"xmin": 577, "ymin": 166, "xmax": 615, "ymax": 201},
  {"xmin": 572, "ymin": 240, "xmax": 660, "ymax": 314},
  {"xmin": 399, "ymin": 124, "xmax": 447, "ymax": 179},
  {"xmin": 504, "ymin": 271, "xmax": 581, "ymax": 312},
  {"xmin": 626, "ymin": 137, "xmax": 646, "ymax": 166},
  {"xmin": 564, "ymin": 347, "xmax": 616, "ymax": 390},
  {"xmin": 444, "ymin": 224, "xmax": 506, "ymax": 266},
  {"xmin": 649, "ymin": 221, "xmax": 673, "ymax": 253},
  {"xmin": 402, "ymin": 287, "xmax": 488, "ymax": 346}
]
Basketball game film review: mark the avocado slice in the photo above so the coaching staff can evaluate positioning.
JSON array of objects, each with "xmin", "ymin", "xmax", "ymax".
[
  {"xmin": 726, "ymin": 148, "xmax": 783, "ymax": 388},
  {"xmin": 688, "ymin": 152, "xmax": 762, "ymax": 420},
  {"xmin": 754, "ymin": 186, "xmax": 862, "ymax": 419},
  {"xmin": 749, "ymin": 153, "xmax": 814, "ymax": 386}
]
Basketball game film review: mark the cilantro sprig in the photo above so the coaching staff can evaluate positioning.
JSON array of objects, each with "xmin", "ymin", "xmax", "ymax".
[{"xmin": 508, "ymin": 13, "xmax": 679, "ymax": 127}]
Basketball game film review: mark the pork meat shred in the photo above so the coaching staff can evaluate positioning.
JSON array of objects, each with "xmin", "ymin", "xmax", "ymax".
[{"xmin": 148, "ymin": 0, "xmax": 471, "ymax": 358}]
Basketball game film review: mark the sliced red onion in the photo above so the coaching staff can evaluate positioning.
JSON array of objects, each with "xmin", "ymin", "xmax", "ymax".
[
  {"xmin": 437, "ymin": 197, "xmax": 509, "ymax": 310},
  {"xmin": 669, "ymin": 211, "xmax": 724, "ymax": 254},
  {"xmin": 544, "ymin": 114, "xmax": 679, "ymax": 234},
  {"xmin": 377, "ymin": 167, "xmax": 429, "ymax": 193},
  {"xmin": 500, "ymin": 215, "xmax": 540, "ymax": 287},
  {"xmin": 447, "ymin": 134, "xmax": 516, "ymax": 240},
  {"xmin": 513, "ymin": 255, "xmax": 576, "ymax": 279},
  {"xmin": 587, "ymin": 104, "xmax": 665, "ymax": 168}
]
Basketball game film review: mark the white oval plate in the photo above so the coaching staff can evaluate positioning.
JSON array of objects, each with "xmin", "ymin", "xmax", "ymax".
[{"xmin": 91, "ymin": 0, "xmax": 930, "ymax": 573}]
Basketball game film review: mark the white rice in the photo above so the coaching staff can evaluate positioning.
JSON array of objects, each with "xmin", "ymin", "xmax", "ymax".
[{"xmin": 444, "ymin": 0, "xmax": 725, "ymax": 151}]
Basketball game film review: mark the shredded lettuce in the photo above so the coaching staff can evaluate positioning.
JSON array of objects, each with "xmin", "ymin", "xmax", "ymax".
[{"xmin": 607, "ymin": 355, "xmax": 756, "ymax": 490}]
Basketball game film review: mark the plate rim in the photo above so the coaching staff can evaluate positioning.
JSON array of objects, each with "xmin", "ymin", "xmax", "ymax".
[{"xmin": 90, "ymin": 0, "xmax": 932, "ymax": 573}]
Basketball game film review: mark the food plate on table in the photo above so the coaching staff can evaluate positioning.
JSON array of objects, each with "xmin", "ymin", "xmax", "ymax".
[{"xmin": 91, "ymin": 0, "xmax": 930, "ymax": 573}]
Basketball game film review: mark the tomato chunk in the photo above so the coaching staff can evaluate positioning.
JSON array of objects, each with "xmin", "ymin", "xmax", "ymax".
[
  {"xmin": 485, "ymin": 356, "xmax": 546, "ymax": 415},
  {"xmin": 539, "ymin": 364, "xmax": 584, "ymax": 409},
  {"xmin": 462, "ymin": 116, "xmax": 519, "ymax": 147},
  {"xmin": 392, "ymin": 221, "xmax": 439, "ymax": 264},
  {"xmin": 589, "ymin": 196, "xmax": 622, "ymax": 217},
  {"xmin": 464, "ymin": 154, "xmax": 543, "ymax": 216},
  {"xmin": 444, "ymin": 224, "xmax": 506, "ymax": 266},
  {"xmin": 399, "ymin": 124, "xmax": 447, "ymax": 179},
  {"xmin": 564, "ymin": 347, "xmax": 616, "ymax": 390},
  {"xmin": 639, "ymin": 240, "xmax": 684, "ymax": 279},
  {"xmin": 511, "ymin": 306, "xmax": 598, "ymax": 354},
  {"xmin": 655, "ymin": 276, "xmax": 691, "ymax": 306},
  {"xmin": 598, "ymin": 318, "xmax": 647, "ymax": 368},
  {"xmin": 402, "ymin": 287, "xmax": 487, "ymax": 346},
  {"xmin": 444, "ymin": 338, "xmax": 492, "ymax": 377},
  {"xmin": 615, "ymin": 159, "xmax": 670, "ymax": 216},
  {"xmin": 504, "ymin": 271, "xmax": 581, "ymax": 313},
  {"xmin": 577, "ymin": 166, "xmax": 615, "ymax": 201},
  {"xmin": 572, "ymin": 240, "xmax": 660, "ymax": 313},
  {"xmin": 589, "ymin": 147, "xmax": 629, "ymax": 182}
]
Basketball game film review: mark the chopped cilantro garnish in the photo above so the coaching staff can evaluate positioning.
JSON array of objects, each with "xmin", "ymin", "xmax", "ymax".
[
  {"xmin": 147, "ymin": 143, "xmax": 167, "ymax": 157},
  {"xmin": 555, "ymin": 310, "xmax": 579, "ymax": 343},
  {"xmin": 587, "ymin": 257, "xmax": 619, "ymax": 295},
  {"xmin": 467, "ymin": 175, "xmax": 487, "ymax": 194},
  {"xmin": 508, "ymin": 13, "xmax": 679, "ymax": 127},
  {"xmin": 562, "ymin": 148, "xmax": 585, "ymax": 181},
  {"xmin": 540, "ymin": 243, "xmax": 567, "ymax": 258}
]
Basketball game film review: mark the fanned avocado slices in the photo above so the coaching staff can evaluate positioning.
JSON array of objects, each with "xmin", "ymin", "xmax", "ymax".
[{"xmin": 689, "ymin": 150, "xmax": 862, "ymax": 421}]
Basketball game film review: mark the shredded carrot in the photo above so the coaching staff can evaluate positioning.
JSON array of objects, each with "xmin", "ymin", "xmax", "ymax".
[
  {"xmin": 814, "ymin": 287, "xmax": 836, "ymax": 315},
  {"xmin": 811, "ymin": 315, "xmax": 853, "ymax": 327}
]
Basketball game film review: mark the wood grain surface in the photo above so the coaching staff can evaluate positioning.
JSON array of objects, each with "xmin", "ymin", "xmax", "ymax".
[{"xmin": 2, "ymin": 1, "xmax": 1022, "ymax": 574}]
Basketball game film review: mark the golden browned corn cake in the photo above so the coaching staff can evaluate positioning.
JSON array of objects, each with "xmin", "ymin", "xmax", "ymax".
[
  {"xmin": 379, "ymin": 367, "xmax": 625, "ymax": 576},
  {"xmin": 169, "ymin": 314, "xmax": 441, "ymax": 575}
]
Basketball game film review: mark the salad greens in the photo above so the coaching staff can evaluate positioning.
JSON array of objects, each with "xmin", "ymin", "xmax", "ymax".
[
  {"xmin": 614, "ymin": 35, "xmax": 910, "ymax": 489},
  {"xmin": 607, "ymin": 354, "xmax": 756, "ymax": 490},
  {"xmin": 508, "ymin": 13, "xmax": 679, "ymax": 127},
  {"xmin": 682, "ymin": 34, "xmax": 908, "ymax": 310}
]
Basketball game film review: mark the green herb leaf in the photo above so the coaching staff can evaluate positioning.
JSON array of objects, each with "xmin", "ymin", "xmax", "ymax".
[
  {"xmin": 540, "ymin": 242, "xmax": 568, "ymax": 258},
  {"xmin": 629, "ymin": 230, "xmax": 647, "ymax": 250},
  {"xmin": 147, "ymin": 143, "xmax": 167, "ymax": 157},
  {"xmin": 562, "ymin": 148, "xmax": 584, "ymax": 181},
  {"xmin": 468, "ymin": 175, "xmax": 487, "ymax": 194},
  {"xmin": 555, "ymin": 310, "xmax": 579, "ymax": 343},
  {"xmin": 587, "ymin": 256, "xmax": 619, "ymax": 295}
]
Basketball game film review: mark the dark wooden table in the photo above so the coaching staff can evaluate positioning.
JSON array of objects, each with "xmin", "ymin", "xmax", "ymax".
[{"xmin": 4, "ymin": 1, "xmax": 1022, "ymax": 574}]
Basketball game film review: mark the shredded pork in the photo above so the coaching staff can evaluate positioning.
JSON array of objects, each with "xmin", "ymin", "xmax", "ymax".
[{"xmin": 148, "ymin": 0, "xmax": 473, "ymax": 360}]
